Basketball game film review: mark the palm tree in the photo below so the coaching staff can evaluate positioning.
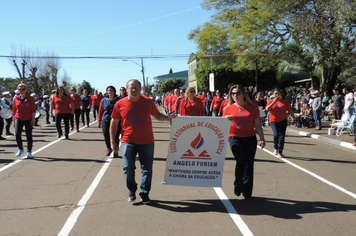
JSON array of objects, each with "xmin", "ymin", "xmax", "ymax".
[{"xmin": 277, "ymin": 43, "xmax": 323, "ymax": 89}]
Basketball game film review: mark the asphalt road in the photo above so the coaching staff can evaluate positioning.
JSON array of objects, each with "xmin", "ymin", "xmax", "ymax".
[{"xmin": 0, "ymin": 114, "xmax": 355, "ymax": 236}]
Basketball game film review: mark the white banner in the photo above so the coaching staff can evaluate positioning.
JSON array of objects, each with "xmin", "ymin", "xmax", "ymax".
[
  {"xmin": 164, "ymin": 116, "xmax": 231, "ymax": 187},
  {"xmin": 209, "ymin": 73, "xmax": 215, "ymax": 92}
]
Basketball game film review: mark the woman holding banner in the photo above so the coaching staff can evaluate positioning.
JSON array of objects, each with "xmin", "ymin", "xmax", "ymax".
[
  {"xmin": 223, "ymin": 84, "xmax": 265, "ymax": 200},
  {"xmin": 179, "ymin": 87, "xmax": 205, "ymax": 116}
]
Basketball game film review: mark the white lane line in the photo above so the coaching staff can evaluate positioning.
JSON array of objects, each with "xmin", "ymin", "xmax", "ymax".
[
  {"xmin": 214, "ymin": 187, "xmax": 254, "ymax": 236},
  {"xmin": 258, "ymin": 147, "xmax": 356, "ymax": 200},
  {"xmin": 57, "ymin": 153, "xmax": 116, "ymax": 236},
  {"xmin": 0, "ymin": 121, "xmax": 97, "ymax": 173}
]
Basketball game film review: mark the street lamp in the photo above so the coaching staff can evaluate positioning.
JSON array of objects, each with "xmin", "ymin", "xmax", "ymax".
[{"xmin": 122, "ymin": 58, "xmax": 146, "ymax": 95}]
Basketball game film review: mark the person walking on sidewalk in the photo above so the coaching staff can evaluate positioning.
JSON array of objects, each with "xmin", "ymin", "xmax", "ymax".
[
  {"xmin": 12, "ymin": 84, "xmax": 36, "ymax": 158},
  {"xmin": 312, "ymin": 91, "xmax": 322, "ymax": 130},
  {"xmin": 266, "ymin": 88, "xmax": 295, "ymax": 157},
  {"xmin": 110, "ymin": 79, "xmax": 175, "ymax": 204}
]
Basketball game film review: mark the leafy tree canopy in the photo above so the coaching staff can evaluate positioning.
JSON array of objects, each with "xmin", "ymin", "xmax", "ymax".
[
  {"xmin": 77, "ymin": 80, "xmax": 95, "ymax": 95},
  {"xmin": 157, "ymin": 78, "xmax": 186, "ymax": 93}
]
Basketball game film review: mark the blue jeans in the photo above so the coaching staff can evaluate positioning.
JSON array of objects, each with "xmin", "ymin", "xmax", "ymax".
[
  {"xmin": 270, "ymin": 119, "xmax": 288, "ymax": 153},
  {"xmin": 121, "ymin": 142, "xmax": 154, "ymax": 194},
  {"xmin": 313, "ymin": 110, "xmax": 322, "ymax": 128},
  {"xmin": 344, "ymin": 107, "xmax": 354, "ymax": 118}
]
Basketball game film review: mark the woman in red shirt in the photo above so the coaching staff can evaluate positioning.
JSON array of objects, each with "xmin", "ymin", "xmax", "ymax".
[
  {"xmin": 50, "ymin": 87, "xmax": 74, "ymax": 139},
  {"xmin": 210, "ymin": 90, "xmax": 224, "ymax": 117},
  {"xmin": 91, "ymin": 90, "xmax": 102, "ymax": 121},
  {"xmin": 70, "ymin": 87, "xmax": 82, "ymax": 132},
  {"xmin": 12, "ymin": 83, "xmax": 36, "ymax": 158},
  {"xmin": 179, "ymin": 87, "xmax": 205, "ymax": 116},
  {"xmin": 266, "ymin": 88, "xmax": 295, "ymax": 157},
  {"xmin": 223, "ymin": 84, "xmax": 265, "ymax": 199}
]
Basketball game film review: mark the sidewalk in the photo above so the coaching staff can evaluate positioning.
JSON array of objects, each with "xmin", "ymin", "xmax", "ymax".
[{"xmin": 285, "ymin": 120, "xmax": 356, "ymax": 151}]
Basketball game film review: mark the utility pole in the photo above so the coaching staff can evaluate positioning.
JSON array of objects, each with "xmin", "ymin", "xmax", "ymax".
[{"xmin": 141, "ymin": 58, "xmax": 146, "ymax": 96}]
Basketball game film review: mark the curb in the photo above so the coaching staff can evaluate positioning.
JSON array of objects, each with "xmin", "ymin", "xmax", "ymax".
[{"xmin": 286, "ymin": 128, "xmax": 356, "ymax": 151}]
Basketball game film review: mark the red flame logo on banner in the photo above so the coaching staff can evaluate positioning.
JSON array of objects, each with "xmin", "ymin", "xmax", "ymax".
[{"xmin": 191, "ymin": 132, "xmax": 204, "ymax": 150}]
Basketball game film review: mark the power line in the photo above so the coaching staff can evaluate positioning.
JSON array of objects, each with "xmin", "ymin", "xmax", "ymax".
[{"xmin": 0, "ymin": 54, "xmax": 190, "ymax": 60}]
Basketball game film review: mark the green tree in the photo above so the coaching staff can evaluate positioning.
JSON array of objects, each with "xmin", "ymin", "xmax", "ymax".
[
  {"xmin": 158, "ymin": 78, "xmax": 186, "ymax": 93},
  {"xmin": 169, "ymin": 68, "xmax": 173, "ymax": 74},
  {"xmin": 190, "ymin": 0, "xmax": 356, "ymax": 93},
  {"xmin": 77, "ymin": 80, "xmax": 95, "ymax": 95},
  {"xmin": 0, "ymin": 77, "xmax": 21, "ymax": 94}
]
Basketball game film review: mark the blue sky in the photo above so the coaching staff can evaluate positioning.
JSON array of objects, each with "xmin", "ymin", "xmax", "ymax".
[{"xmin": 0, "ymin": 0, "xmax": 215, "ymax": 94}]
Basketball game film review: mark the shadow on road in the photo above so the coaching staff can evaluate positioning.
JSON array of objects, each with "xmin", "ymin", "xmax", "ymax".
[
  {"xmin": 144, "ymin": 197, "xmax": 356, "ymax": 219},
  {"xmin": 30, "ymin": 157, "xmax": 107, "ymax": 163}
]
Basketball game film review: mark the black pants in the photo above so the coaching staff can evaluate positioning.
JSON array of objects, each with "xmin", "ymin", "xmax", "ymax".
[
  {"xmin": 228, "ymin": 135, "xmax": 257, "ymax": 198},
  {"xmin": 45, "ymin": 110, "xmax": 50, "ymax": 124},
  {"xmin": 14, "ymin": 119, "xmax": 33, "ymax": 152},
  {"xmin": 93, "ymin": 106, "xmax": 99, "ymax": 120},
  {"xmin": 55, "ymin": 113, "xmax": 71, "ymax": 135},
  {"xmin": 213, "ymin": 109, "xmax": 220, "ymax": 117},
  {"xmin": 0, "ymin": 117, "xmax": 4, "ymax": 136},
  {"xmin": 70, "ymin": 109, "xmax": 81, "ymax": 130},
  {"xmin": 81, "ymin": 109, "xmax": 90, "ymax": 126},
  {"xmin": 101, "ymin": 120, "xmax": 121, "ymax": 150},
  {"xmin": 5, "ymin": 117, "xmax": 13, "ymax": 134}
]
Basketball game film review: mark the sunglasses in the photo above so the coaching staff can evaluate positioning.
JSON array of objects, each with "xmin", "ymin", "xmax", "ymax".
[
  {"xmin": 120, "ymin": 89, "xmax": 126, "ymax": 91},
  {"xmin": 18, "ymin": 88, "xmax": 26, "ymax": 91},
  {"xmin": 189, "ymin": 90, "xmax": 195, "ymax": 93},
  {"xmin": 231, "ymin": 91, "xmax": 242, "ymax": 96}
]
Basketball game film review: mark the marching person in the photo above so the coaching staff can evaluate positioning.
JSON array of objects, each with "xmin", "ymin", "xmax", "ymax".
[
  {"xmin": 110, "ymin": 79, "xmax": 175, "ymax": 204},
  {"xmin": 265, "ymin": 88, "xmax": 295, "ymax": 157},
  {"xmin": 174, "ymin": 89, "xmax": 185, "ymax": 115},
  {"xmin": 91, "ymin": 90, "xmax": 102, "ymax": 121},
  {"xmin": 205, "ymin": 92, "xmax": 213, "ymax": 116},
  {"xmin": 41, "ymin": 95, "xmax": 51, "ymax": 125},
  {"xmin": 50, "ymin": 87, "xmax": 74, "ymax": 139},
  {"xmin": 98, "ymin": 86, "xmax": 121, "ymax": 157},
  {"xmin": 80, "ymin": 89, "xmax": 91, "ymax": 127},
  {"xmin": 2, "ymin": 91, "xmax": 13, "ymax": 135},
  {"xmin": 31, "ymin": 93, "xmax": 40, "ymax": 127},
  {"xmin": 118, "ymin": 87, "xmax": 127, "ymax": 99},
  {"xmin": 70, "ymin": 87, "xmax": 82, "ymax": 132},
  {"xmin": 179, "ymin": 87, "xmax": 205, "ymax": 116},
  {"xmin": 0, "ymin": 95, "xmax": 8, "ymax": 140},
  {"xmin": 12, "ymin": 84, "xmax": 36, "ymax": 158},
  {"xmin": 210, "ymin": 90, "xmax": 224, "ymax": 117},
  {"xmin": 223, "ymin": 84, "xmax": 265, "ymax": 200}
]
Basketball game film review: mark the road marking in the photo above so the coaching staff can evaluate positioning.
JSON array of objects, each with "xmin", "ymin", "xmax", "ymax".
[
  {"xmin": 214, "ymin": 187, "xmax": 254, "ymax": 236},
  {"xmin": 258, "ymin": 147, "xmax": 356, "ymax": 200},
  {"xmin": 0, "ymin": 121, "xmax": 97, "ymax": 173},
  {"xmin": 57, "ymin": 154, "xmax": 115, "ymax": 236}
]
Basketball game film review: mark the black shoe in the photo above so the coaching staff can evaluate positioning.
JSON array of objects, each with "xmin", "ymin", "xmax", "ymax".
[
  {"xmin": 6, "ymin": 132, "xmax": 13, "ymax": 136},
  {"xmin": 234, "ymin": 185, "xmax": 242, "ymax": 197},
  {"xmin": 57, "ymin": 134, "xmax": 62, "ymax": 138},
  {"xmin": 77, "ymin": 129, "xmax": 80, "ymax": 132},
  {"xmin": 46, "ymin": 122, "xmax": 51, "ymax": 124},
  {"xmin": 0, "ymin": 136, "xmax": 6, "ymax": 140},
  {"xmin": 87, "ymin": 125, "xmax": 89, "ymax": 127},
  {"xmin": 65, "ymin": 134, "xmax": 69, "ymax": 139},
  {"xmin": 127, "ymin": 190, "xmax": 136, "ymax": 202},
  {"xmin": 139, "ymin": 192, "xmax": 151, "ymax": 204},
  {"xmin": 113, "ymin": 152, "xmax": 119, "ymax": 158}
]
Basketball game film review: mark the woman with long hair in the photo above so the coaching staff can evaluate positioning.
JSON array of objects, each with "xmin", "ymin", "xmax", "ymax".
[
  {"xmin": 12, "ymin": 83, "xmax": 36, "ymax": 158},
  {"xmin": 223, "ymin": 84, "xmax": 265, "ymax": 200},
  {"xmin": 50, "ymin": 86, "xmax": 74, "ymax": 139},
  {"xmin": 265, "ymin": 88, "xmax": 295, "ymax": 157},
  {"xmin": 179, "ymin": 87, "xmax": 205, "ymax": 116},
  {"xmin": 80, "ymin": 89, "xmax": 91, "ymax": 127},
  {"xmin": 98, "ymin": 86, "xmax": 122, "ymax": 157},
  {"xmin": 119, "ymin": 87, "xmax": 127, "ymax": 98},
  {"xmin": 70, "ymin": 87, "xmax": 82, "ymax": 132}
]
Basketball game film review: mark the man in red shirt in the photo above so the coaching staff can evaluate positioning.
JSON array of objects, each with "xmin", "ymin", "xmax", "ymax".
[
  {"xmin": 169, "ymin": 89, "xmax": 179, "ymax": 114},
  {"xmin": 199, "ymin": 91, "xmax": 206, "ymax": 107},
  {"xmin": 110, "ymin": 79, "xmax": 175, "ymax": 204}
]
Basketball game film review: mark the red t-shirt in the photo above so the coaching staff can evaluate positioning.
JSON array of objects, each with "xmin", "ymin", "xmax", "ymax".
[
  {"xmin": 266, "ymin": 99, "xmax": 292, "ymax": 122},
  {"xmin": 199, "ymin": 95, "xmax": 206, "ymax": 107},
  {"xmin": 12, "ymin": 95, "xmax": 36, "ymax": 121},
  {"xmin": 164, "ymin": 96, "xmax": 170, "ymax": 107},
  {"xmin": 179, "ymin": 97, "xmax": 205, "ymax": 116},
  {"xmin": 92, "ymin": 95, "xmax": 103, "ymax": 106},
  {"xmin": 111, "ymin": 96, "xmax": 160, "ymax": 144},
  {"xmin": 71, "ymin": 94, "xmax": 82, "ymax": 109},
  {"xmin": 219, "ymin": 99, "xmax": 229, "ymax": 114},
  {"xmin": 169, "ymin": 95, "xmax": 177, "ymax": 112},
  {"xmin": 211, "ymin": 96, "xmax": 224, "ymax": 110},
  {"xmin": 223, "ymin": 103, "xmax": 259, "ymax": 138},
  {"xmin": 51, "ymin": 95, "xmax": 73, "ymax": 114}
]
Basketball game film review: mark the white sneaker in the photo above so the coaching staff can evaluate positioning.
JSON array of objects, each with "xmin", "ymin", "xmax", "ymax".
[{"xmin": 273, "ymin": 149, "xmax": 278, "ymax": 155}]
